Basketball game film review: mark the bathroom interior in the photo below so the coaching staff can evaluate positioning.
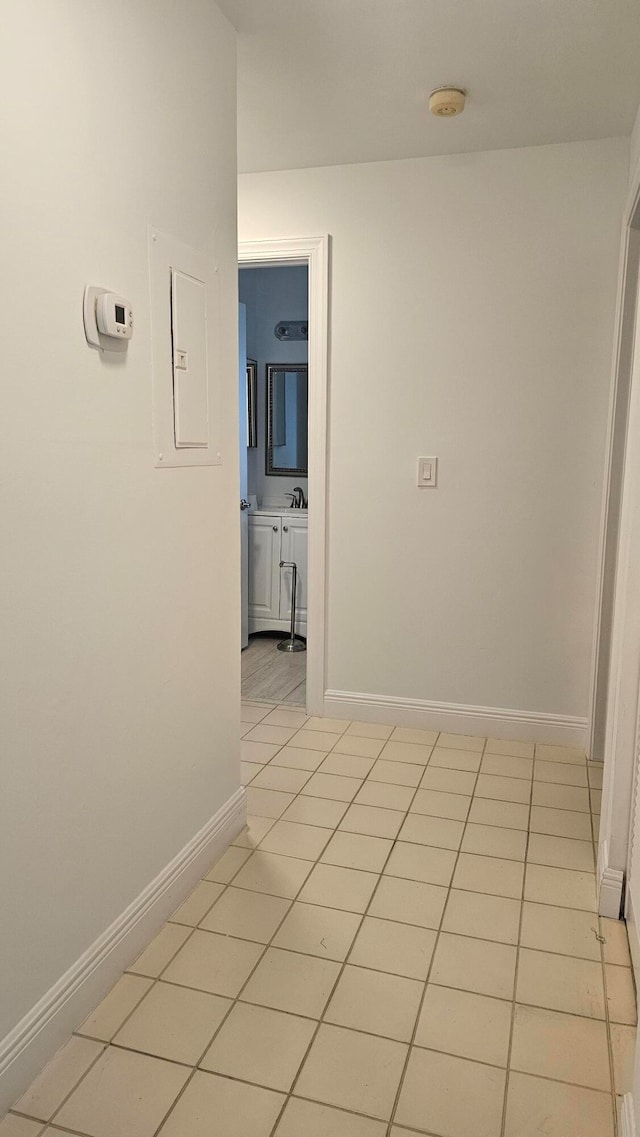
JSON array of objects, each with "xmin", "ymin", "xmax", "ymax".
[{"xmin": 239, "ymin": 264, "xmax": 309, "ymax": 706}]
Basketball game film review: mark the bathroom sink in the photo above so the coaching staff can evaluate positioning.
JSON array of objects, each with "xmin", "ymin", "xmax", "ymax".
[{"xmin": 252, "ymin": 507, "xmax": 308, "ymax": 515}]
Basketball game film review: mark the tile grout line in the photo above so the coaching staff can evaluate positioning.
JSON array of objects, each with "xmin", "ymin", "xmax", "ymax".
[
  {"xmin": 212, "ymin": 738, "xmax": 614, "ymax": 1133},
  {"xmin": 183, "ymin": 825, "xmax": 608, "ymax": 930},
  {"xmin": 228, "ymin": 813, "xmax": 596, "ymax": 870},
  {"xmin": 261, "ymin": 730, "xmax": 447, "ymax": 1136},
  {"xmin": 202, "ymin": 866, "xmax": 599, "ymax": 927},
  {"xmin": 50, "ymin": 759, "xmax": 309, "ymax": 1137},
  {"xmin": 249, "ymin": 768, "xmax": 594, "ymax": 824},
  {"xmin": 244, "ymin": 710, "xmax": 587, "ymax": 764},
  {"xmin": 246, "ymin": 792, "xmax": 594, "ymax": 842},
  {"xmin": 240, "ymin": 733, "xmax": 599, "ymax": 923},
  {"xmin": 12, "ymin": 1038, "xmax": 109, "ymax": 1134},
  {"xmin": 250, "ymin": 757, "xmax": 594, "ymax": 806},
  {"xmin": 602, "ymin": 946, "xmax": 620, "ymax": 1135},
  {"xmin": 41, "ymin": 921, "xmax": 204, "ymax": 1136},
  {"xmin": 121, "ymin": 934, "xmax": 630, "ymax": 1026},
  {"xmin": 118, "ymin": 741, "xmax": 604, "ymax": 1036},
  {"xmin": 85, "ymin": 1015, "xmax": 628, "ymax": 1084},
  {"xmin": 17, "ymin": 1122, "xmax": 96, "ymax": 1137},
  {"xmin": 139, "ymin": 727, "xmax": 444, "ymax": 1137},
  {"xmin": 75, "ymin": 972, "xmax": 160, "ymax": 1047},
  {"xmin": 383, "ymin": 735, "xmax": 491, "ymax": 1137},
  {"xmin": 498, "ymin": 738, "xmax": 536, "ymax": 1137},
  {"xmin": 156, "ymin": 742, "xmax": 607, "ymax": 1001},
  {"xmin": 599, "ymin": 832, "xmax": 622, "ymax": 1136},
  {"xmin": 13, "ymin": 725, "xmax": 612, "ymax": 1137},
  {"xmin": 141, "ymin": 810, "xmax": 332, "ymax": 1137}
]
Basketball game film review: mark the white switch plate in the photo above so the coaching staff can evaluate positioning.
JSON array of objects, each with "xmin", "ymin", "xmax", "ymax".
[{"xmin": 417, "ymin": 456, "xmax": 438, "ymax": 487}]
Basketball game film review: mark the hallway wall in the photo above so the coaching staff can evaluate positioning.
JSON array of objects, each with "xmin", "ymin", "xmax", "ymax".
[
  {"xmin": 239, "ymin": 138, "xmax": 628, "ymax": 732},
  {"xmin": 630, "ymin": 102, "xmax": 640, "ymax": 185},
  {"xmin": 0, "ymin": 0, "xmax": 239, "ymax": 1099}
]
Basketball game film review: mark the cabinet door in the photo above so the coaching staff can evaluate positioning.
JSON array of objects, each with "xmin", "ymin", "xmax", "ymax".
[
  {"xmin": 248, "ymin": 516, "xmax": 281, "ymax": 620},
  {"xmin": 279, "ymin": 518, "xmax": 308, "ymax": 626}
]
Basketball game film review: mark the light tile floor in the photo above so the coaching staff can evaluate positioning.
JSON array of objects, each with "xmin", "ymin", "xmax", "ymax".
[{"xmin": 3, "ymin": 705, "xmax": 637, "ymax": 1137}]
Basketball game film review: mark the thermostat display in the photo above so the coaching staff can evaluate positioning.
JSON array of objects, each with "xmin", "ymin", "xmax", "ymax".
[{"xmin": 96, "ymin": 293, "xmax": 133, "ymax": 339}]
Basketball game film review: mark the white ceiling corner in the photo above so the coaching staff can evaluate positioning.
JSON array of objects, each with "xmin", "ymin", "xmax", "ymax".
[{"xmin": 217, "ymin": 0, "xmax": 640, "ymax": 174}]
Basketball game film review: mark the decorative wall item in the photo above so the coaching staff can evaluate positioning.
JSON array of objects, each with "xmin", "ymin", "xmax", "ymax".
[
  {"xmin": 246, "ymin": 359, "xmax": 257, "ymax": 447},
  {"xmin": 266, "ymin": 363, "xmax": 308, "ymax": 476}
]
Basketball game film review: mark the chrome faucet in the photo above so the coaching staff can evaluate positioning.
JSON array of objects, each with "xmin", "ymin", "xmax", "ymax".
[{"xmin": 293, "ymin": 486, "xmax": 306, "ymax": 509}]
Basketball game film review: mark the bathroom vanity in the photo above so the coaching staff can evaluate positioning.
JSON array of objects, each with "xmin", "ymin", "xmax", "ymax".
[{"xmin": 248, "ymin": 510, "xmax": 308, "ymax": 635}]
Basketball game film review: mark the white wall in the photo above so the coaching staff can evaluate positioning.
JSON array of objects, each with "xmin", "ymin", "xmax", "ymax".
[
  {"xmin": 0, "ymin": 0, "xmax": 239, "ymax": 1097},
  {"xmin": 630, "ymin": 104, "xmax": 640, "ymax": 188},
  {"xmin": 239, "ymin": 266, "xmax": 308, "ymax": 505},
  {"xmin": 240, "ymin": 139, "xmax": 628, "ymax": 729}
]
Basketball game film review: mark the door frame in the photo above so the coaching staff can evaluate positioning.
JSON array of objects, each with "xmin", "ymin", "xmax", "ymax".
[
  {"xmin": 238, "ymin": 235, "xmax": 330, "ymax": 715},
  {"xmin": 592, "ymin": 153, "xmax": 640, "ymax": 918},
  {"xmin": 588, "ymin": 196, "xmax": 640, "ymax": 764}
]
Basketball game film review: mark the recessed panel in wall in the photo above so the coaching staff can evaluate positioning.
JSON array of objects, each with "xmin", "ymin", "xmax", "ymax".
[
  {"xmin": 171, "ymin": 270, "xmax": 208, "ymax": 448},
  {"xmin": 149, "ymin": 226, "xmax": 221, "ymax": 468}
]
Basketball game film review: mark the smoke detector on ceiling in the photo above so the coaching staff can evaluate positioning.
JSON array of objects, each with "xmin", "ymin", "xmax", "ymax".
[{"xmin": 429, "ymin": 87, "xmax": 466, "ymax": 117}]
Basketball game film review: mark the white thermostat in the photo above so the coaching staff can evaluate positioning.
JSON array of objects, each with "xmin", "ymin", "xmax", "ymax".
[
  {"xmin": 96, "ymin": 293, "xmax": 133, "ymax": 339},
  {"xmin": 83, "ymin": 285, "xmax": 133, "ymax": 353}
]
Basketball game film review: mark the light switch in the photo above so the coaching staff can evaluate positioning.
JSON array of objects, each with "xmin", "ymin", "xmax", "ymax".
[
  {"xmin": 417, "ymin": 456, "xmax": 438, "ymax": 487},
  {"xmin": 171, "ymin": 269, "xmax": 208, "ymax": 448}
]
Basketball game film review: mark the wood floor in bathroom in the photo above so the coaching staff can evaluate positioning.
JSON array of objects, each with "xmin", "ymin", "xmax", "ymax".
[{"xmin": 242, "ymin": 633, "xmax": 307, "ymax": 705}]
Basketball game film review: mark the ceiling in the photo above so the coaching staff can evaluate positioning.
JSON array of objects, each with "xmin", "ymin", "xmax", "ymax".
[{"xmin": 217, "ymin": 0, "xmax": 640, "ymax": 174}]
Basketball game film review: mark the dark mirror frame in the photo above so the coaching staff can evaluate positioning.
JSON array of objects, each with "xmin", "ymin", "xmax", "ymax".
[
  {"xmin": 246, "ymin": 359, "xmax": 257, "ymax": 448},
  {"xmin": 266, "ymin": 363, "xmax": 308, "ymax": 477}
]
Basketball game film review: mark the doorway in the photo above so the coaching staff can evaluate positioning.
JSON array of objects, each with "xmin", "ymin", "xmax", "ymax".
[
  {"xmin": 238, "ymin": 236, "xmax": 329, "ymax": 716},
  {"xmin": 240, "ymin": 263, "xmax": 309, "ymax": 705}
]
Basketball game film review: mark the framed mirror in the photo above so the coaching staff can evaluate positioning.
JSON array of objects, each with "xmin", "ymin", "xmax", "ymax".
[
  {"xmin": 266, "ymin": 363, "xmax": 308, "ymax": 476},
  {"xmin": 246, "ymin": 359, "xmax": 257, "ymax": 448}
]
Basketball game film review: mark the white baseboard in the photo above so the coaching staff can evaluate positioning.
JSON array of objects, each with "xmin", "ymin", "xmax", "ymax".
[
  {"xmin": 626, "ymin": 886, "xmax": 640, "ymax": 985},
  {"xmin": 248, "ymin": 616, "xmax": 306, "ymax": 636},
  {"xmin": 597, "ymin": 839, "xmax": 625, "ymax": 918},
  {"xmin": 0, "ymin": 787, "xmax": 246, "ymax": 1116},
  {"xmin": 323, "ymin": 689, "xmax": 587, "ymax": 747},
  {"xmin": 599, "ymin": 868, "xmax": 625, "ymax": 918},
  {"xmin": 620, "ymin": 1092, "xmax": 637, "ymax": 1137}
]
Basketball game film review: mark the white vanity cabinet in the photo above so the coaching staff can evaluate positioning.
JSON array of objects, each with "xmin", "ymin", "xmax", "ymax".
[
  {"xmin": 247, "ymin": 514, "xmax": 282, "ymax": 623},
  {"xmin": 280, "ymin": 517, "xmax": 308, "ymax": 625},
  {"xmin": 248, "ymin": 512, "xmax": 307, "ymax": 635}
]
